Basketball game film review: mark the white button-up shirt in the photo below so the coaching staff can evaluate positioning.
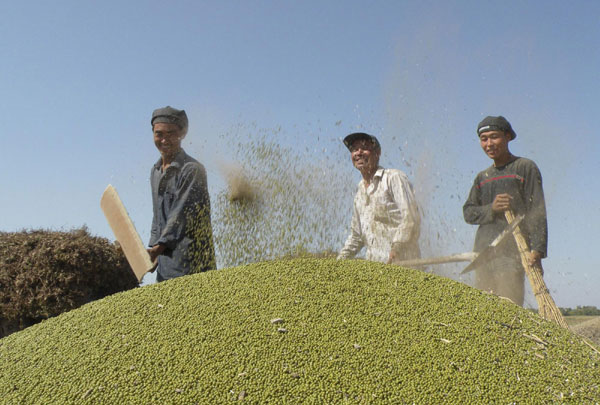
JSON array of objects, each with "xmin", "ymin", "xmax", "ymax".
[{"xmin": 338, "ymin": 167, "xmax": 421, "ymax": 263}]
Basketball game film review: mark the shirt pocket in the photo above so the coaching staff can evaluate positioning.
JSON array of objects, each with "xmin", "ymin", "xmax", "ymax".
[
  {"xmin": 163, "ymin": 189, "xmax": 177, "ymax": 209},
  {"xmin": 373, "ymin": 193, "xmax": 397, "ymax": 223}
]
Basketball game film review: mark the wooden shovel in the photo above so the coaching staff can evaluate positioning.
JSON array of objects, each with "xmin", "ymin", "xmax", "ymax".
[
  {"xmin": 395, "ymin": 214, "xmax": 524, "ymax": 271},
  {"xmin": 101, "ymin": 185, "xmax": 154, "ymax": 282},
  {"xmin": 504, "ymin": 210, "xmax": 568, "ymax": 329}
]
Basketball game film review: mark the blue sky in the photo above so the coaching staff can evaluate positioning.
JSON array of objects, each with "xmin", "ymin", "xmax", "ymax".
[{"xmin": 1, "ymin": 1, "xmax": 598, "ymax": 308}]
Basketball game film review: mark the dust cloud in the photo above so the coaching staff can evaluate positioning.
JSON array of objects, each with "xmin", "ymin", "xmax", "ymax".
[
  {"xmin": 218, "ymin": 162, "xmax": 256, "ymax": 203},
  {"xmin": 197, "ymin": 24, "xmax": 568, "ymax": 309},
  {"xmin": 211, "ymin": 129, "xmax": 355, "ymax": 269},
  {"xmin": 207, "ymin": 118, "xmax": 474, "ymax": 287}
]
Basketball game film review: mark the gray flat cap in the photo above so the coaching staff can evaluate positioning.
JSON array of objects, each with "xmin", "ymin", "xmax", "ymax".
[{"xmin": 151, "ymin": 106, "xmax": 188, "ymax": 130}]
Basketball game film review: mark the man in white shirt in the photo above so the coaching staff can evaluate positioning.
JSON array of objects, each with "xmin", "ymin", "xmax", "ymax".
[{"xmin": 338, "ymin": 132, "xmax": 421, "ymax": 264}]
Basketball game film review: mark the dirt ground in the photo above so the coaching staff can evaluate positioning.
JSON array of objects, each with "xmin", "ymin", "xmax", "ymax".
[{"xmin": 568, "ymin": 316, "xmax": 600, "ymax": 346}]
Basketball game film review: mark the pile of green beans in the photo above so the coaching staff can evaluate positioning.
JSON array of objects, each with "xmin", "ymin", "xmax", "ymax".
[{"xmin": 1, "ymin": 258, "xmax": 598, "ymax": 403}]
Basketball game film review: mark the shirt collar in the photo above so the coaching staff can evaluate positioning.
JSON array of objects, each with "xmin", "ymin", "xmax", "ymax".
[
  {"xmin": 374, "ymin": 167, "xmax": 385, "ymax": 179},
  {"xmin": 154, "ymin": 148, "xmax": 187, "ymax": 170},
  {"xmin": 359, "ymin": 166, "xmax": 385, "ymax": 190}
]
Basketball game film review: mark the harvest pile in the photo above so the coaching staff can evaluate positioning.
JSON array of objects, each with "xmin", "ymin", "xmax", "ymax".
[
  {"xmin": 1, "ymin": 258, "xmax": 598, "ymax": 403},
  {"xmin": 0, "ymin": 228, "xmax": 138, "ymax": 338}
]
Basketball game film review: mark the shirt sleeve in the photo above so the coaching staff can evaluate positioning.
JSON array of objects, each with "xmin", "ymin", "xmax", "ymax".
[
  {"xmin": 156, "ymin": 163, "xmax": 209, "ymax": 250},
  {"xmin": 463, "ymin": 176, "xmax": 495, "ymax": 225},
  {"xmin": 389, "ymin": 172, "xmax": 421, "ymax": 245},
  {"xmin": 523, "ymin": 161, "xmax": 548, "ymax": 257},
  {"xmin": 338, "ymin": 197, "xmax": 364, "ymax": 259}
]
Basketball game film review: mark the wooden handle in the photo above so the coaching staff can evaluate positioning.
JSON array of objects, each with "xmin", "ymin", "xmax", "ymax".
[{"xmin": 394, "ymin": 252, "xmax": 477, "ymax": 268}]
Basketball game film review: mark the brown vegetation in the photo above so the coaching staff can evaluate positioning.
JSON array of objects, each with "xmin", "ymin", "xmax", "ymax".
[{"xmin": 0, "ymin": 228, "xmax": 138, "ymax": 338}]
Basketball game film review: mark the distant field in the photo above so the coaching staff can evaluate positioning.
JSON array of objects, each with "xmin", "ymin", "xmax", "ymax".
[
  {"xmin": 565, "ymin": 315, "xmax": 600, "ymax": 327},
  {"xmin": 565, "ymin": 315, "xmax": 600, "ymax": 347}
]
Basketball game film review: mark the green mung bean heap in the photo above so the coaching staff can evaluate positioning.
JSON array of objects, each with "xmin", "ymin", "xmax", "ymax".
[{"xmin": 1, "ymin": 258, "xmax": 598, "ymax": 403}]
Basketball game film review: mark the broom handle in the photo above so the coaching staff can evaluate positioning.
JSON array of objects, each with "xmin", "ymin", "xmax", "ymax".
[{"xmin": 504, "ymin": 210, "xmax": 568, "ymax": 328}]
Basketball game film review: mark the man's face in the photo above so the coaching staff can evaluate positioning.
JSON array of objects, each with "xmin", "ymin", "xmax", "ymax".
[
  {"xmin": 350, "ymin": 139, "xmax": 380, "ymax": 173},
  {"xmin": 479, "ymin": 130, "xmax": 511, "ymax": 160},
  {"xmin": 153, "ymin": 122, "xmax": 184, "ymax": 157}
]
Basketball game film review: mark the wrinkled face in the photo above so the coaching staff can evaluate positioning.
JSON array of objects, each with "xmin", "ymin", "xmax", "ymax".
[
  {"xmin": 350, "ymin": 139, "xmax": 380, "ymax": 173},
  {"xmin": 479, "ymin": 130, "xmax": 511, "ymax": 161},
  {"xmin": 153, "ymin": 122, "xmax": 184, "ymax": 157}
]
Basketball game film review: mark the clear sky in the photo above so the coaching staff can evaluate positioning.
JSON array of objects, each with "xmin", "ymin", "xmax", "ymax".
[{"xmin": 1, "ymin": 1, "xmax": 598, "ymax": 308}]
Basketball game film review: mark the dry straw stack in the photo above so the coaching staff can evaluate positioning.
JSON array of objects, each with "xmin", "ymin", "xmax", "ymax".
[
  {"xmin": 0, "ymin": 228, "xmax": 139, "ymax": 338},
  {"xmin": 505, "ymin": 210, "xmax": 568, "ymax": 329}
]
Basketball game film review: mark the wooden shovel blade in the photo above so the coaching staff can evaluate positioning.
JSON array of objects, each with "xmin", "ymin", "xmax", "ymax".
[
  {"xmin": 101, "ymin": 184, "xmax": 154, "ymax": 282},
  {"xmin": 460, "ymin": 214, "xmax": 525, "ymax": 274}
]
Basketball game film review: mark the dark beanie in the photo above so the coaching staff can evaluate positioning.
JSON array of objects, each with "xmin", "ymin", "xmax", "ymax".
[{"xmin": 477, "ymin": 116, "xmax": 516, "ymax": 139}]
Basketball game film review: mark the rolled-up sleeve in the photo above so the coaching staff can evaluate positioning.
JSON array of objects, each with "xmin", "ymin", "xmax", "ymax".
[{"xmin": 338, "ymin": 198, "xmax": 364, "ymax": 259}]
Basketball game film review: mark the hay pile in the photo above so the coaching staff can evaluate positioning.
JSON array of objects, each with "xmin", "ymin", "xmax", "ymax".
[
  {"xmin": 0, "ymin": 258, "xmax": 598, "ymax": 403},
  {"xmin": 0, "ymin": 228, "xmax": 138, "ymax": 338}
]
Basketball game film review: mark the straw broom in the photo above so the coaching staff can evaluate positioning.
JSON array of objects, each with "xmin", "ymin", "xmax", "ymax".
[{"xmin": 505, "ymin": 210, "xmax": 569, "ymax": 329}]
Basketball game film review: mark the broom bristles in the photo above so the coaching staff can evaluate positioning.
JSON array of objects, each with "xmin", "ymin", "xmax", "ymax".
[{"xmin": 505, "ymin": 210, "xmax": 569, "ymax": 329}]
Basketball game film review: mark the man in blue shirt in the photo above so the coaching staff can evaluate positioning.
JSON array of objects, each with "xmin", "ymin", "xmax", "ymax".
[{"xmin": 148, "ymin": 106, "xmax": 215, "ymax": 281}]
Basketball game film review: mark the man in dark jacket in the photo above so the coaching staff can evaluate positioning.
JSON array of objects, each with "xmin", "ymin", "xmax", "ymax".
[
  {"xmin": 463, "ymin": 116, "xmax": 547, "ymax": 306},
  {"xmin": 148, "ymin": 106, "xmax": 215, "ymax": 281}
]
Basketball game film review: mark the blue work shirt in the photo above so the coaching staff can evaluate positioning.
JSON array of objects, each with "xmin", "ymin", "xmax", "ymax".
[{"xmin": 149, "ymin": 149, "xmax": 215, "ymax": 280}]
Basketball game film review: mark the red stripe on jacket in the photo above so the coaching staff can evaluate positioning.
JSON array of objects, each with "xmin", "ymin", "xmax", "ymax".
[{"xmin": 477, "ymin": 174, "xmax": 524, "ymax": 189}]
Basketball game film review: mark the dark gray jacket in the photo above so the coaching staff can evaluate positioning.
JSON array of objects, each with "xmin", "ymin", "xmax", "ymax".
[
  {"xmin": 463, "ymin": 156, "xmax": 548, "ymax": 257},
  {"xmin": 150, "ymin": 149, "xmax": 215, "ymax": 280}
]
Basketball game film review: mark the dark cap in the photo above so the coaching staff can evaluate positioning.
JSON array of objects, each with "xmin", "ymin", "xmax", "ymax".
[
  {"xmin": 343, "ymin": 132, "xmax": 381, "ymax": 151},
  {"xmin": 151, "ymin": 106, "xmax": 188, "ymax": 131},
  {"xmin": 477, "ymin": 116, "xmax": 516, "ymax": 140}
]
